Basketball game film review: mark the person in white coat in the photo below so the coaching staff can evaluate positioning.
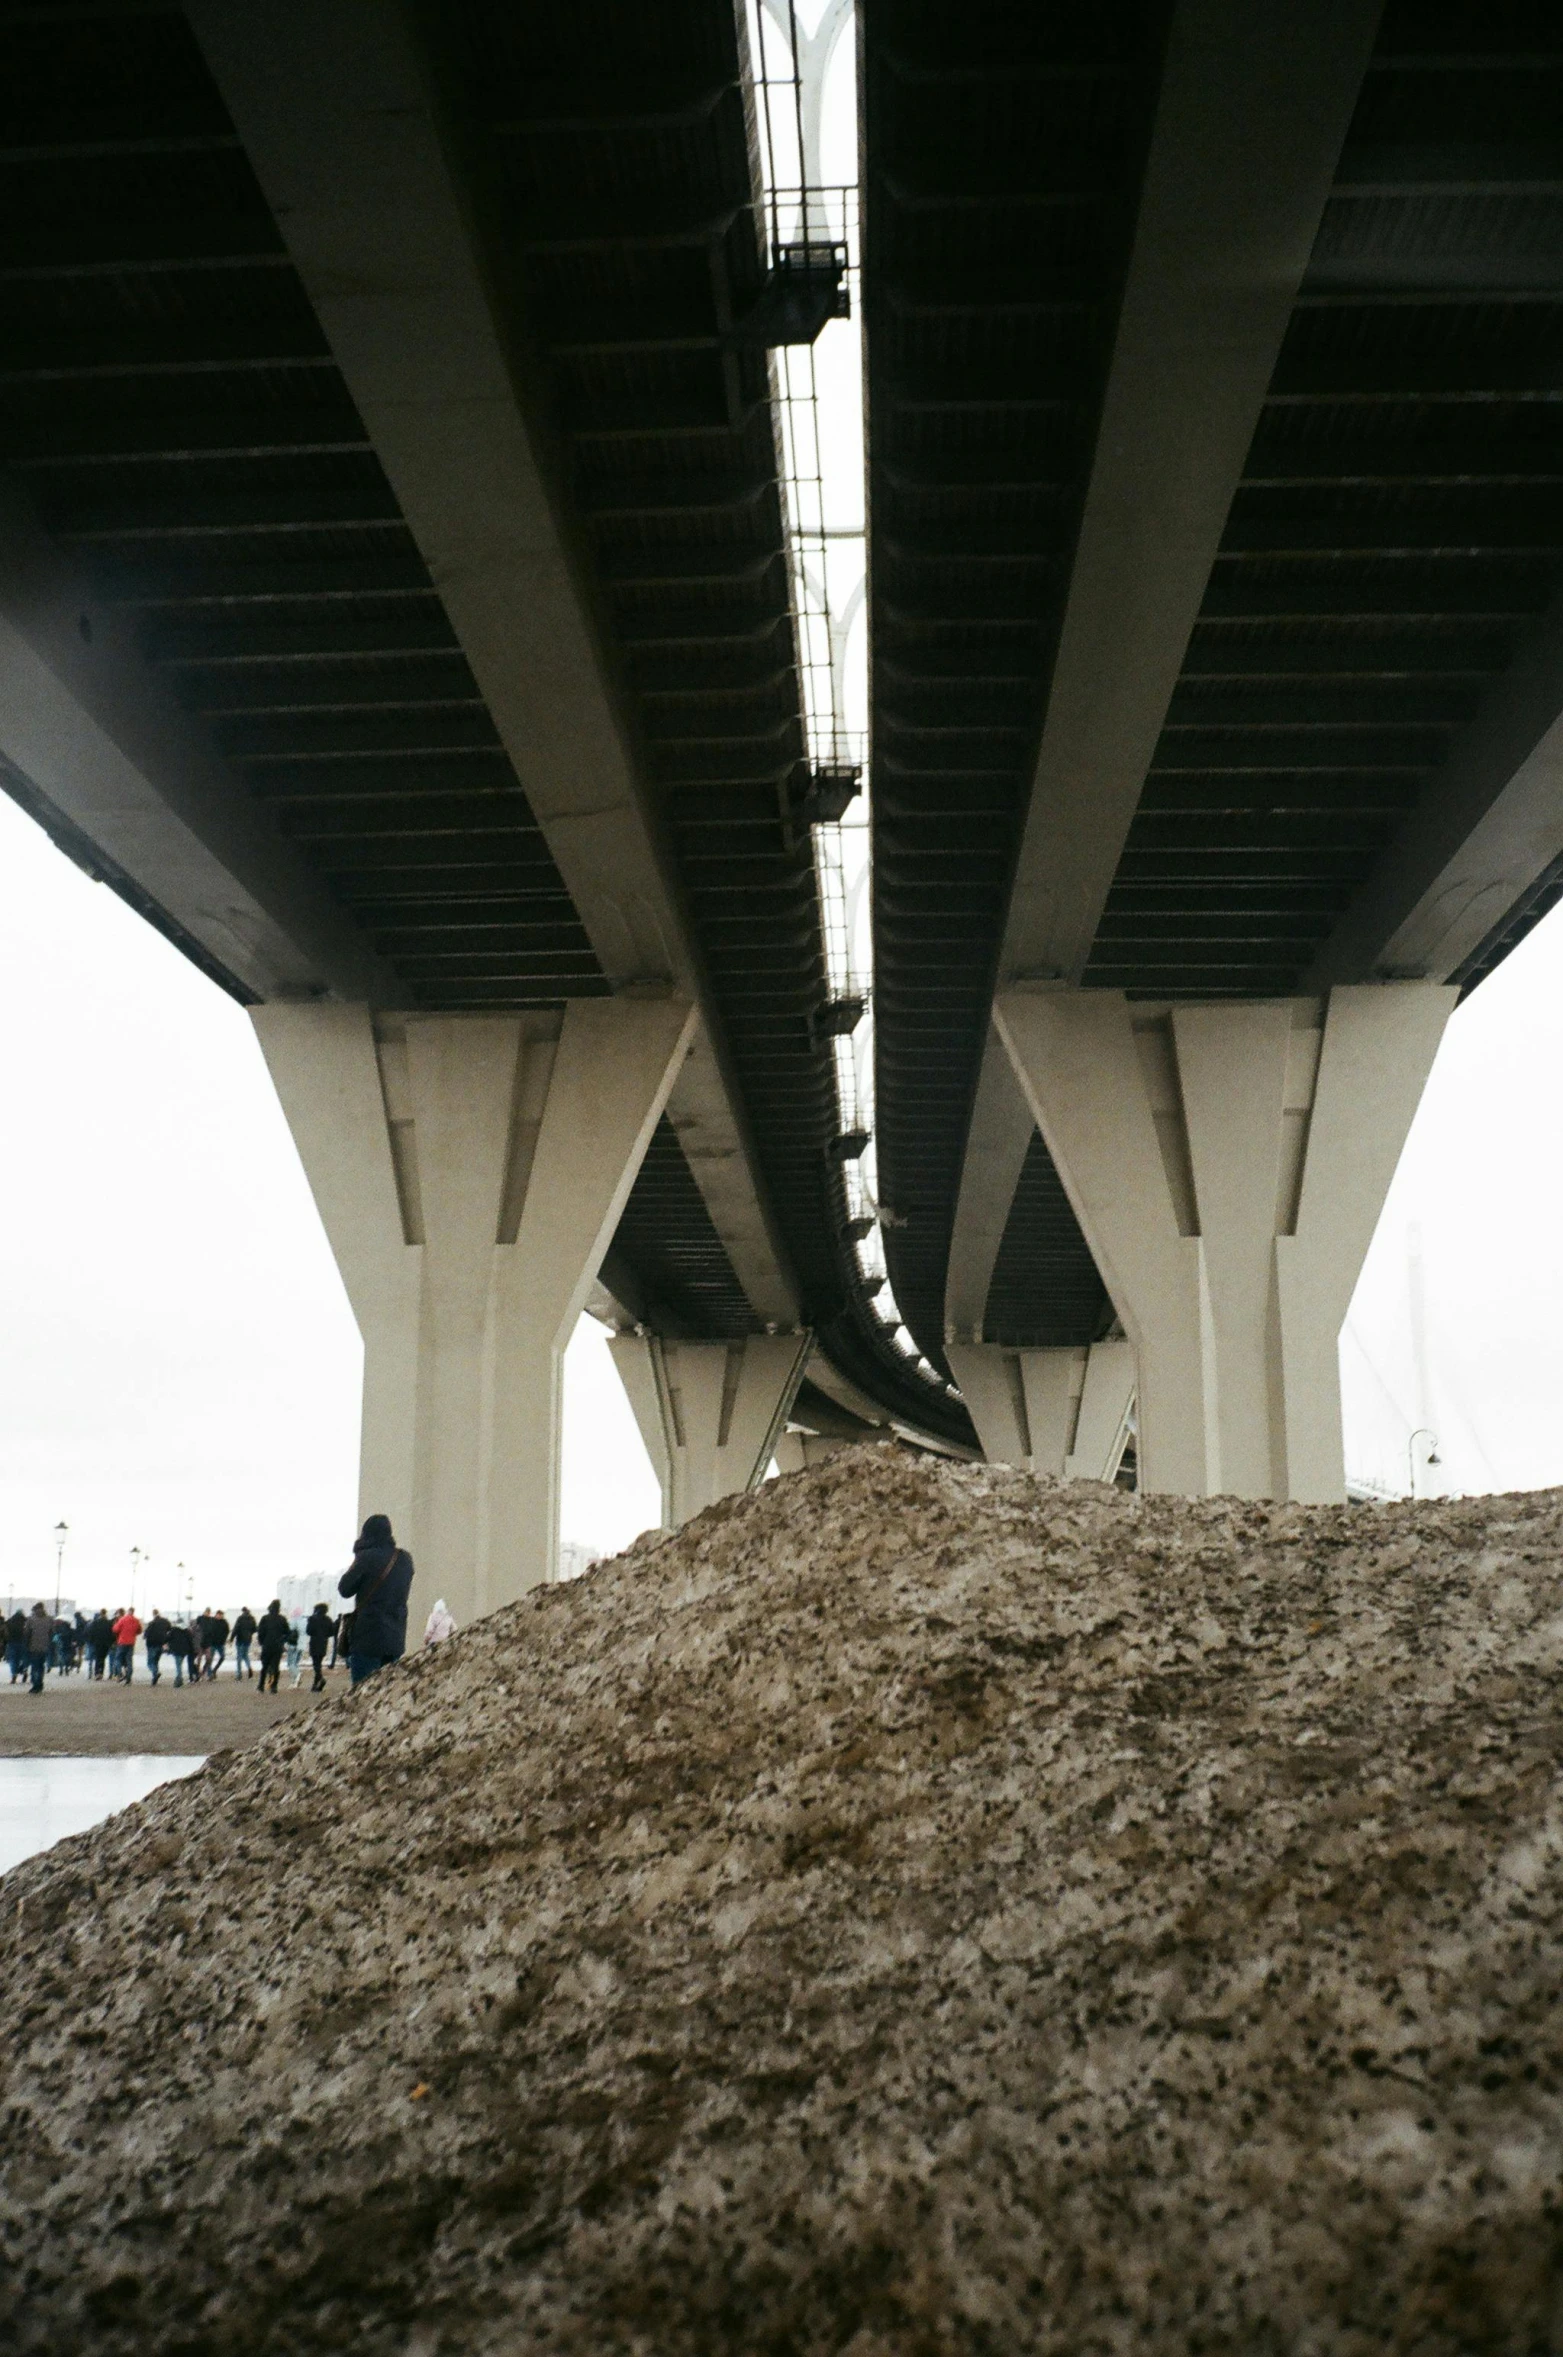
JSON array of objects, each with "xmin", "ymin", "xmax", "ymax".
[{"xmin": 422, "ymin": 1598, "xmax": 457, "ymax": 1648}]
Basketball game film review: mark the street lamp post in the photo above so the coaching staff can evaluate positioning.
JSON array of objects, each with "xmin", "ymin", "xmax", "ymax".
[
  {"xmin": 52, "ymin": 1521, "xmax": 68, "ymax": 1616},
  {"xmin": 129, "ymin": 1545, "xmax": 142, "ymax": 1616},
  {"xmin": 1408, "ymin": 1428, "xmax": 1441, "ymax": 1499}
]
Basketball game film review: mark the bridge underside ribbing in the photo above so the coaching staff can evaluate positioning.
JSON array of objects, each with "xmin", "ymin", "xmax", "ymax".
[
  {"xmin": 866, "ymin": 0, "xmax": 1563, "ymax": 1366},
  {"xmin": 455, "ymin": 0, "xmax": 965, "ymax": 1433},
  {"xmin": 863, "ymin": 0, "xmax": 1162, "ymax": 1366},
  {"xmin": 4, "ymin": 0, "xmax": 1561, "ymax": 1465},
  {"xmin": 1103, "ymin": 30, "xmax": 1563, "ymax": 1002},
  {"xmin": 0, "ymin": 0, "xmax": 964, "ymax": 1438}
]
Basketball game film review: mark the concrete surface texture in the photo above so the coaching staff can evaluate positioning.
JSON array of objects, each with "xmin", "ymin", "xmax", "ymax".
[{"xmin": 2, "ymin": 1446, "xmax": 1560, "ymax": 2353}]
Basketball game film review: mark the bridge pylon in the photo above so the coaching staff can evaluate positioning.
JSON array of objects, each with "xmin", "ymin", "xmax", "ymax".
[
  {"xmin": 944, "ymin": 1341, "xmax": 1135, "ymax": 1487},
  {"xmin": 609, "ymin": 1334, "xmax": 813, "ymax": 1531},
  {"xmin": 987, "ymin": 984, "xmax": 1455, "ymax": 1502},
  {"xmin": 252, "ymin": 997, "xmax": 696, "ymax": 1628}
]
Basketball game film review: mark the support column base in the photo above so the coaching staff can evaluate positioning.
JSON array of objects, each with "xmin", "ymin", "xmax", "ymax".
[
  {"xmin": 993, "ymin": 983, "xmax": 1455, "ymax": 1500},
  {"xmin": 610, "ymin": 1332, "xmax": 812, "ymax": 1526},
  {"xmin": 946, "ymin": 1340, "xmax": 1135, "ymax": 1483}
]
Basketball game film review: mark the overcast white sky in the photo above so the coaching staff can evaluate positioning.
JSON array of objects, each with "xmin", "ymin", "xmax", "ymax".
[{"xmin": 2, "ymin": 785, "xmax": 1560, "ymax": 1614}]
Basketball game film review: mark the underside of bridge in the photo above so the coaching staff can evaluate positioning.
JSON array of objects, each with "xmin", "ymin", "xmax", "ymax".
[
  {"xmin": 866, "ymin": 0, "xmax": 1563, "ymax": 1376},
  {"xmin": 0, "ymin": 0, "xmax": 964, "ymax": 1458},
  {"xmin": 3, "ymin": 0, "xmax": 1562, "ymax": 1525}
]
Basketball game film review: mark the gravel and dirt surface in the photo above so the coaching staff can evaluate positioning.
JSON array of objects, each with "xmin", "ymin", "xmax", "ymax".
[
  {"xmin": 2, "ymin": 1447, "xmax": 1560, "ymax": 2354},
  {"xmin": 0, "ymin": 1666, "xmax": 332, "ymax": 1756}
]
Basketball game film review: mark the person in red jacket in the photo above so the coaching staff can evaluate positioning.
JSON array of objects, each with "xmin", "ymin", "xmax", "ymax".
[{"xmin": 111, "ymin": 1608, "xmax": 142, "ymax": 1684}]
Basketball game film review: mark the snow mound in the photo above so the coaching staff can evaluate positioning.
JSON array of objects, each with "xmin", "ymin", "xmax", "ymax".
[{"xmin": 4, "ymin": 1446, "xmax": 1561, "ymax": 2353}]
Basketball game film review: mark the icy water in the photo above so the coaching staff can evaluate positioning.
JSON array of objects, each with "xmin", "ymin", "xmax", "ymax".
[{"xmin": 0, "ymin": 1755, "xmax": 204, "ymax": 1874}]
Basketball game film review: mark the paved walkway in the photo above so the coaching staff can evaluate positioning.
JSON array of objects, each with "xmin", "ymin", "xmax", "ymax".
[{"xmin": 0, "ymin": 1666, "xmax": 341, "ymax": 1756}]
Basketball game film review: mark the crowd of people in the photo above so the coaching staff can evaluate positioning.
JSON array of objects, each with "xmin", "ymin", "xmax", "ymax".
[
  {"xmin": 5, "ymin": 1515, "xmax": 449, "ymax": 1699},
  {"xmin": 5, "ymin": 1599, "xmax": 367, "ymax": 1693}
]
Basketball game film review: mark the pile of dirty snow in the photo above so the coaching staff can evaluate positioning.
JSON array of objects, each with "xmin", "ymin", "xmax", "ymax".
[{"xmin": 2, "ymin": 1447, "xmax": 1561, "ymax": 2354}]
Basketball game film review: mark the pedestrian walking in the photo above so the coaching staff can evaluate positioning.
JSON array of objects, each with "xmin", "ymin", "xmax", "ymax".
[
  {"xmin": 422, "ymin": 1597, "xmax": 457, "ymax": 1647},
  {"xmin": 144, "ymin": 1611, "xmax": 172, "ymax": 1686},
  {"xmin": 330, "ymin": 1610, "xmax": 352, "ymax": 1670},
  {"xmin": 6, "ymin": 1607, "xmax": 28, "ymax": 1684},
  {"xmin": 232, "ymin": 1607, "xmax": 256, "ymax": 1680},
  {"xmin": 87, "ymin": 1609, "xmax": 113, "ymax": 1679},
  {"xmin": 256, "ymin": 1602, "xmax": 289, "ymax": 1694},
  {"xmin": 305, "ymin": 1602, "xmax": 333, "ymax": 1692},
  {"xmin": 164, "ymin": 1618, "xmax": 193, "ymax": 1689},
  {"xmin": 285, "ymin": 1613, "xmax": 304, "ymax": 1688},
  {"xmin": 191, "ymin": 1611, "xmax": 211, "ymax": 1682},
  {"xmin": 337, "ymin": 1514, "xmax": 414, "ymax": 1689},
  {"xmin": 25, "ymin": 1601, "xmax": 51, "ymax": 1694},
  {"xmin": 206, "ymin": 1610, "xmax": 230, "ymax": 1679},
  {"xmin": 111, "ymin": 1607, "xmax": 142, "ymax": 1684}
]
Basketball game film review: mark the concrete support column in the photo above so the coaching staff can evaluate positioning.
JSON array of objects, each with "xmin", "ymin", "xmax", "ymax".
[
  {"xmin": 993, "ymin": 985, "xmax": 1455, "ymax": 1501},
  {"xmin": 1069, "ymin": 1338, "xmax": 1138, "ymax": 1483},
  {"xmin": 253, "ymin": 997, "xmax": 696, "ymax": 1625},
  {"xmin": 609, "ymin": 1333, "xmax": 812, "ymax": 1527},
  {"xmin": 945, "ymin": 1339, "xmax": 1135, "ymax": 1483}
]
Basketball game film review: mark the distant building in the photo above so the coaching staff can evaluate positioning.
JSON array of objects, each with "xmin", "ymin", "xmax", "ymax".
[
  {"xmin": 0, "ymin": 1595, "xmax": 76, "ymax": 1620},
  {"xmin": 274, "ymin": 1572, "xmax": 342, "ymax": 1620},
  {"xmin": 557, "ymin": 1540, "xmax": 601, "ymax": 1584}
]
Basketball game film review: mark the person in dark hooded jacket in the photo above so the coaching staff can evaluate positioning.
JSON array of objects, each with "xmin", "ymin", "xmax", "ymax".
[
  {"xmin": 164, "ymin": 1618, "xmax": 193, "ymax": 1688},
  {"xmin": 305, "ymin": 1601, "xmax": 334, "ymax": 1692},
  {"xmin": 337, "ymin": 1514, "xmax": 414, "ymax": 1687},
  {"xmin": 143, "ymin": 1612, "xmax": 171, "ymax": 1685},
  {"xmin": 86, "ymin": 1609, "xmax": 114, "ymax": 1679},
  {"xmin": 25, "ymin": 1602, "xmax": 53, "ymax": 1694},
  {"xmin": 255, "ymin": 1603, "xmax": 289, "ymax": 1694},
  {"xmin": 232, "ymin": 1606, "xmax": 257, "ymax": 1680}
]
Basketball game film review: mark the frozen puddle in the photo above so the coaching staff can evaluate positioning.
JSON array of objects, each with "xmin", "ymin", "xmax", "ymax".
[{"xmin": 0, "ymin": 1755, "xmax": 204, "ymax": 1875}]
